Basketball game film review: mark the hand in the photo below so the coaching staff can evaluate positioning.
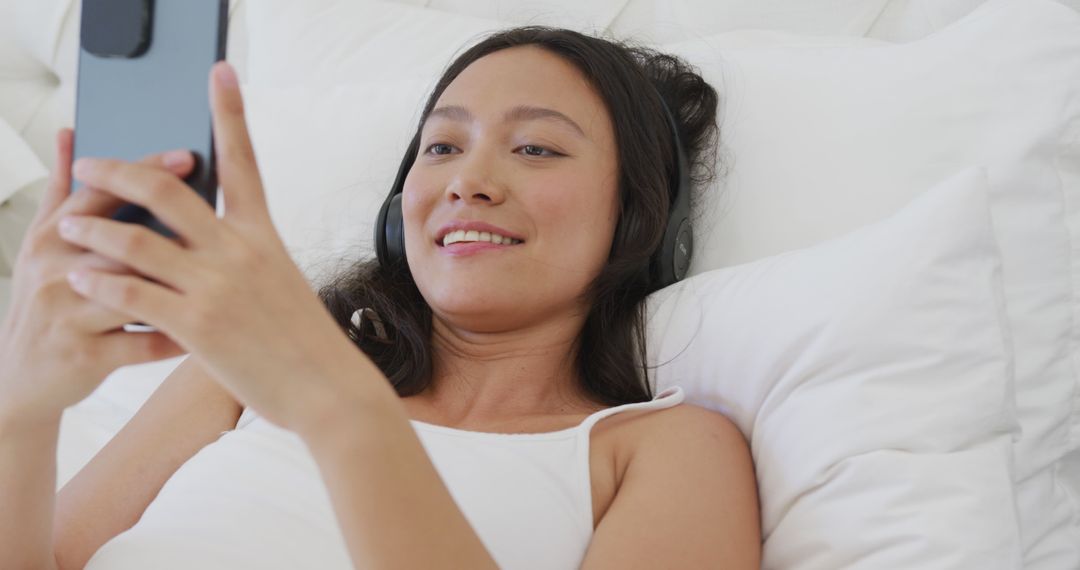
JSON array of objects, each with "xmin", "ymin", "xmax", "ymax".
[
  {"xmin": 0, "ymin": 129, "xmax": 194, "ymax": 427},
  {"xmin": 56, "ymin": 62, "xmax": 381, "ymax": 431}
]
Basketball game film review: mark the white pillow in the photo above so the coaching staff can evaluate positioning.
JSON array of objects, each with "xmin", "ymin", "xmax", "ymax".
[
  {"xmin": 662, "ymin": 1, "xmax": 1080, "ymax": 565},
  {"xmin": 81, "ymin": 167, "xmax": 1019, "ymax": 570},
  {"xmin": 244, "ymin": 1, "xmax": 507, "ymax": 88},
  {"xmin": 0, "ymin": 117, "xmax": 47, "ymax": 205},
  {"xmin": 647, "ymin": 167, "xmax": 1019, "ymax": 569},
  {"xmin": 607, "ymin": 0, "xmax": 891, "ymax": 44},
  {"xmin": 243, "ymin": 82, "xmax": 429, "ymax": 281}
]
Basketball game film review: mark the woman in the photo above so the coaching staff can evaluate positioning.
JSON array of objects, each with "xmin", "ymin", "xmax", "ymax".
[{"xmin": 0, "ymin": 27, "xmax": 760, "ymax": 569}]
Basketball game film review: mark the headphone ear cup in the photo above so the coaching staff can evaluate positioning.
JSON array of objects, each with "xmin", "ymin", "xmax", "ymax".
[
  {"xmin": 384, "ymin": 193, "xmax": 406, "ymax": 265},
  {"xmin": 376, "ymin": 134, "xmax": 419, "ymax": 268}
]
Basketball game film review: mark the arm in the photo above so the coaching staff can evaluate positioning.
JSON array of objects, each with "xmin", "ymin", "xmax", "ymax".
[
  {"xmin": 299, "ymin": 366, "xmax": 760, "ymax": 570},
  {"xmin": 52, "ymin": 356, "xmax": 243, "ymax": 570},
  {"xmin": 0, "ymin": 412, "xmax": 62, "ymax": 570},
  {"xmin": 298, "ymin": 364, "xmax": 500, "ymax": 570},
  {"xmin": 581, "ymin": 405, "xmax": 762, "ymax": 568},
  {"xmin": 0, "ymin": 129, "xmax": 195, "ymax": 570}
]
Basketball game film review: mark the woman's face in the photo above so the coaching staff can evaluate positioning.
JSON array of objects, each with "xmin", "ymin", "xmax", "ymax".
[{"xmin": 402, "ymin": 46, "xmax": 620, "ymax": 333}]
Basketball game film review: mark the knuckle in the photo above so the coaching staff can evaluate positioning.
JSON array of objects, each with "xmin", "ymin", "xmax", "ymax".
[
  {"xmin": 146, "ymin": 175, "xmax": 175, "ymax": 202},
  {"xmin": 23, "ymin": 228, "xmax": 53, "ymax": 257},
  {"xmin": 31, "ymin": 280, "xmax": 64, "ymax": 309},
  {"xmin": 237, "ymin": 244, "xmax": 266, "ymax": 273},
  {"xmin": 54, "ymin": 305, "xmax": 81, "ymax": 329},
  {"xmin": 22, "ymin": 234, "xmax": 49, "ymax": 260},
  {"xmin": 119, "ymin": 228, "xmax": 147, "ymax": 257},
  {"xmin": 117, "ymin": 278, "xmax": 140, "ymax": 306}
]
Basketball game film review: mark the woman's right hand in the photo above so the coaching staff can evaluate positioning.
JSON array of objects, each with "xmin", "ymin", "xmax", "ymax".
[{"xmin": 0, "ymin": 129, "xmax": 193, "ymax": 429}]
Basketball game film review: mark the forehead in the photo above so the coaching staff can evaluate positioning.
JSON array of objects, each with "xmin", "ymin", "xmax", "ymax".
[{"xmin": 432, "ymin": 45, "xmax": 612, "ymax": 138}]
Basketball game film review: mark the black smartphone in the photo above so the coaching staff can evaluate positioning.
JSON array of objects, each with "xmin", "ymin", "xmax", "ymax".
[{"xmin": 71, "ymin": 0, "xmax": 228, "ymax": 239}]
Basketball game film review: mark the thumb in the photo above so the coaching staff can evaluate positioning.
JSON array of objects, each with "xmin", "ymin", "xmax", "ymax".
[{"xmin": 30, "ymin": 128, "xmax": 74, "ymax": 228}]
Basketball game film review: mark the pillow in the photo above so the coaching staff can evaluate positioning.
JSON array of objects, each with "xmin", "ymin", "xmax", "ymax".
[
  {"xmin": 0, "ymin": 118, "xmax": 48, "ymax": 322},
  {"xmin": 662, "ymin": 1, "xmax": 1080, "ymax": 565},
  {"xmin": 243, "ymin": 82, "xmax": 430, "ymax": 281},
  {"xmin": 241, "ymin": 0, "xmax": 896, "ymax": 82},
  {"xmin": 244, "ymin": 1, "xmax": 508, "ymax": 87},
  {"xmin": 80, "ymin": 167, "xmax": 1019, "ymax": 570},
  {"xmin": 607, "ymin": 0, "xmax": 891, "ymax": 43},
  {"xmin": 407, "ymin": 0, "xmax": 892, "ymax": 42},
  {"xmin": 0, "ymin": 117, "xmax": 47, "ymax": 205},
  {"xmin": 646, "ymin": 167, "xmax": 1019, "ymax": 568},
  {"xmin": 865, "ymin": 0, "xmax": 990, "ymax": 41}
]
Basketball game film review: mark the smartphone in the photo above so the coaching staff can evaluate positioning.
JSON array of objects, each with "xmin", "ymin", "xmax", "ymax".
[
  {"xmin": 72, "ymin": 0, "xmax": 228, "ymax": 332},
  {"xmin": 71, "ymin": 0, "xmax": 228, "ymax": 239}
]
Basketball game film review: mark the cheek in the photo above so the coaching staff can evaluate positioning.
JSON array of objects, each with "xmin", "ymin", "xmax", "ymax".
[{"xmin": 534, "ymin": 177, "xmax": 619, "ymax": 267}]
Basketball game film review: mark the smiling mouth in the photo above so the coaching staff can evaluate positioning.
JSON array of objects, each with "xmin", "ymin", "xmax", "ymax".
[{"xmin": 439, "ymin": 229, "xmax": 524, "ymax": 247}]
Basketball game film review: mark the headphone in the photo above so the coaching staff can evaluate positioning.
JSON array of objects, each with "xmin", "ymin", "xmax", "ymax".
[{"xmin": 375, "ymin": 93, "xmax": 693, "ymax": 293}]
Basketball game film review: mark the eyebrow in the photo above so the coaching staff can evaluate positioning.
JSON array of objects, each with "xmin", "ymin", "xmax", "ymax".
[{"xmin": 426, "ymin": 104, "xmax": 587, "ymax": 139}]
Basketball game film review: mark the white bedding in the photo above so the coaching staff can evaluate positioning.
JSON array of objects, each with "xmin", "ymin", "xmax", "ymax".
[{"xmin": 0, "ymin": 0, "xmax": 1076, "ymax": 568}]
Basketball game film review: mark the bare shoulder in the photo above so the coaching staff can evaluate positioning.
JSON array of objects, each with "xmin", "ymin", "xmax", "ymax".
[
  {"xmin": 582, "ymin": 402, "xmax": 761, "ymax": 568},
  {"xmin": 599, "ymin": 401, "xmax": 750, "ymax": 459},
  {"xmin": 638, "ymin": 401, "xmax": 745, "ymax": 442}
]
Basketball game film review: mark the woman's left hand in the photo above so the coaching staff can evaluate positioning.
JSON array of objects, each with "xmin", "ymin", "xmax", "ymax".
[{"xmin": 58, "ymin": 62, "xmax": 376, "ymax": 431}]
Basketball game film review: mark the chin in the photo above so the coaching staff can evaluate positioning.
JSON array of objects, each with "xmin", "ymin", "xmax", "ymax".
[
  {"xmin": 423, "ymin": 288, "xmax": 549, "ymax": 333},
  {"xmin": 431, "ymin": 289, "xmax": 513, "ymax": 315}
]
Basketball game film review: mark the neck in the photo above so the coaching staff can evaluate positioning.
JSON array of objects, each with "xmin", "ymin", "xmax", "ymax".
[{"xmin": 416, "ymin": 312, "xmax": 598, "ymax": 424}]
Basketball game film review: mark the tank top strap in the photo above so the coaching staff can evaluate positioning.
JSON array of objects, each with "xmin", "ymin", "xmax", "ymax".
[{"xmin": 577, "ymin": 385, "xmax": 685, "ymax": 434}]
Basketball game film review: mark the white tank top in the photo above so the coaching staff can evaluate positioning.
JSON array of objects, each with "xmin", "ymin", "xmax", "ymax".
[
  {"xmin": 84, "ymin": 386, "xmax": 684, "ymax": 570},
  {"xmin": 410, "ymin": 385, "xmax": 684, "ymax": 569}
]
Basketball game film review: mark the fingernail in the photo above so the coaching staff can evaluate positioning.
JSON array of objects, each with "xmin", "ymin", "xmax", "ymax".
[
  {"xmin": 58, "ymin": 216, "xmax": 81, "ymax": 237},
  {"xmin": 67, "ymin": 270, "xmax": 88, "ymax": 292},
  {"xmin": 72, "ymin": 158, "xmax": 93, "ymax": 178},
  {"xmin": 216, "ymin": 62, "xmax": 238, "ymax": 89},
  {"xmin": 163, "ymin": 150, "xmax": 190, "ymax": 169}
]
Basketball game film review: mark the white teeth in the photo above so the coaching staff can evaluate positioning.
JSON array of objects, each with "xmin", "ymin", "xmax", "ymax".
[{"xmin": 441, "ymin": 229, "xmax": 522, "ymax": 246}]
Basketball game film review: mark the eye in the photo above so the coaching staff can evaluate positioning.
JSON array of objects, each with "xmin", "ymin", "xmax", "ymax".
[
  {"xmin": 424, "ymin": 142, "xmax": 458, "ymax": 156},
  {"xmin": 517, "ymin": 144, "xmax": 561, "ymax": 158}
]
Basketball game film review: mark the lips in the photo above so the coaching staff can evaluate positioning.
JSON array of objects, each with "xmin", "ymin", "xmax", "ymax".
[
  {"xmin": 442, "ymin": 229, "xmax": 522, "ymax": 246},
  {"xmin": 435, "ymin": 220, "xmax": 526, "ymax": 247}
]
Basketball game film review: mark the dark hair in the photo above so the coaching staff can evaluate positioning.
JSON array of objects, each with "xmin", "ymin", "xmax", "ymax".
[{"xmin": 318, "ymin": 26, "xmax": 720, "ymax": 407}]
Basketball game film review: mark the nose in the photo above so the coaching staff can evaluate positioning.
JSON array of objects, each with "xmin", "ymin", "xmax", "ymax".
[{"xmin": 444, "ymin": 150, "xmax": 506, "ymax": 206}]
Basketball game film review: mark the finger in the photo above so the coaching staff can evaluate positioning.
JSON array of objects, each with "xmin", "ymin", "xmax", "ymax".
[
  {"xmin": 64, "ymin": 292, "xmax": 147, "ymax": 333},
  {"xmin": 52, "ymin": 186, "xmax": 126, "ymax": 226},
  {"xmin": 49, "ymin": 150, "xmax": 197, "ymax": 227},
  {"xmin": 70, "ymin": 158, "xmax": 218, "ymax": 247},
  {"xmin": 57, "ymin": 215, "xmax": 194, "ymax": 288},
  {"xmin": 98, "ymin": 328, "xmax": 187, "ymax": 366},
  {"xmin": 209, "ymin": 61, "xmax": 271, "ymax": 223},
  {"xmin": 76, "ymin": 251, "xmax": 135, "ymax": 275},
  {"xmin": 138, "ymin": 149, "xmax": 197, "ymax": 177},
  {"xmin": 65, "ymin": 268, "xmax": 185, "ymax": 333},
  {"xmin": 64, "ymin": 253, "xmax": 155, "ymax": 332},
  {"xmin": 30, "ymin": 129, "xmax": 75, "ymax": 229}
]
